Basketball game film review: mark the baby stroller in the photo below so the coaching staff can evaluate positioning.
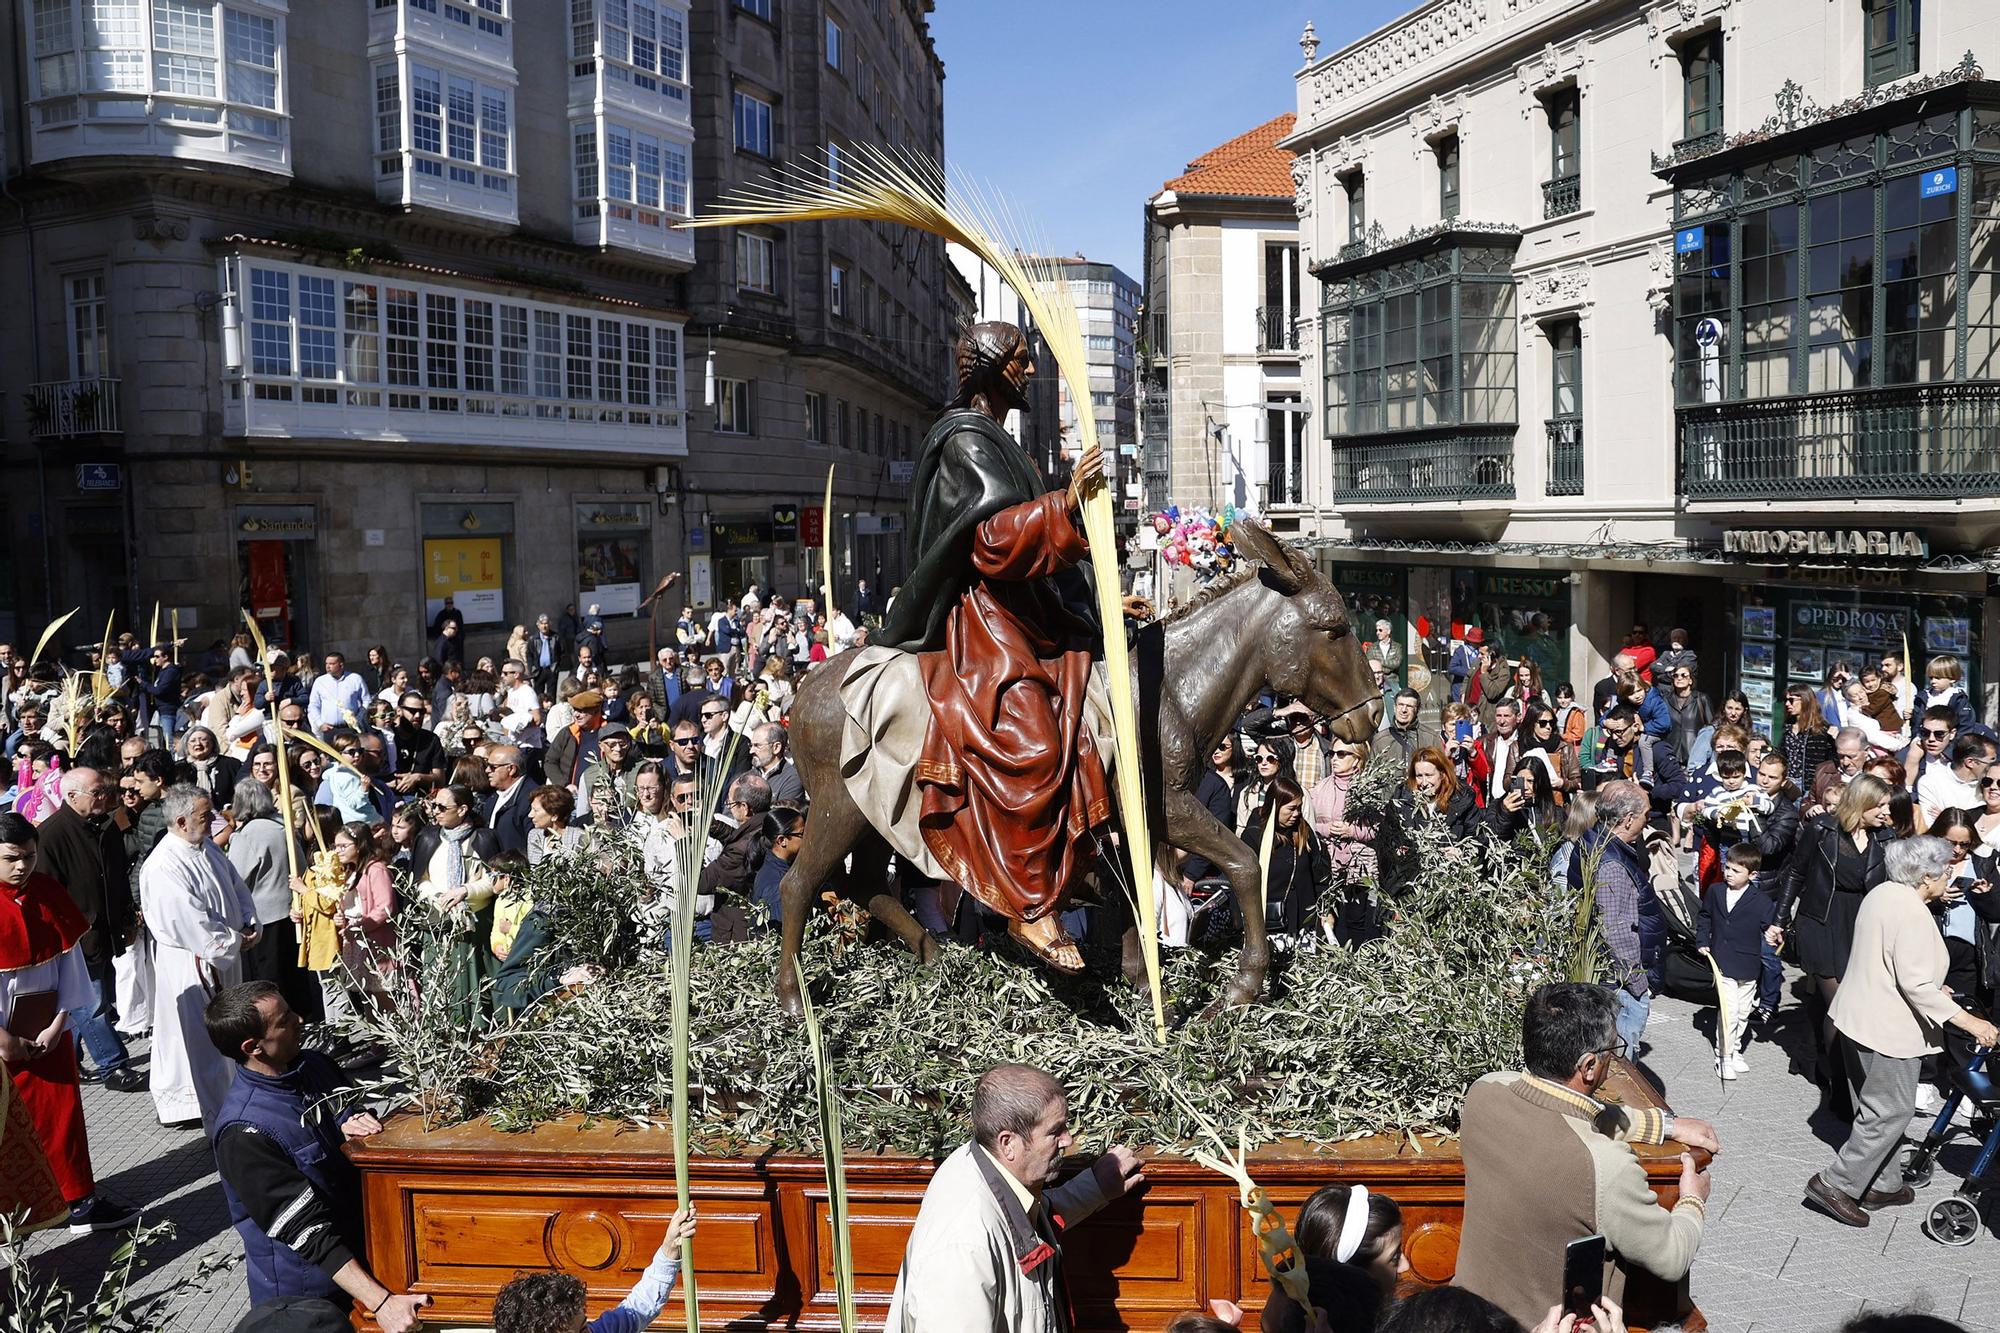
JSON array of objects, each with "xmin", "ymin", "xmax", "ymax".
[{"xmin": 1900, "ymin": 1046, "xmax": 1999, "ymax": 1245}]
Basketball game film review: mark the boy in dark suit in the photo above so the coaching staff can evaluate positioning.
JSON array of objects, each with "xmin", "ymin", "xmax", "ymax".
[{"xmin": 1698, "ymin": 843, "xmax": 1776, "ymax": 1080}]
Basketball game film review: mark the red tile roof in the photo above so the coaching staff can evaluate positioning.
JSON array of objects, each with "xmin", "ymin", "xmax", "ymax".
[{"xmin": 1162, "ymin": 113, "xmax": 1296, "ymax": 199}]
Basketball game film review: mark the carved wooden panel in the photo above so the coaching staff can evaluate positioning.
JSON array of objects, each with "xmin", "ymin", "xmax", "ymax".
[{"xmin": 351, "ymin": 1065, "xmax": 1698, "ymax": 1331}]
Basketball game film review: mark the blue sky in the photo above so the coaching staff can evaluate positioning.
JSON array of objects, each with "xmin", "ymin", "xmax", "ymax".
[{"xmin": 928, "ymin": 1, "xmax": 1410, "ymax": 278}]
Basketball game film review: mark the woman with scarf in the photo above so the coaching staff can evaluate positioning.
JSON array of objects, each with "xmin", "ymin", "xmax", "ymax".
[
  {"xmin": 1236, "ymin": 735, "xmax": 1295, "ymax": 838},
  {"xmin": 410, "ymin": 784, "xmax": 502, "ymax": 1023},
  {"xmin": 1308, "ymin": 737, "xmax": 1381, "ymax": 945}
]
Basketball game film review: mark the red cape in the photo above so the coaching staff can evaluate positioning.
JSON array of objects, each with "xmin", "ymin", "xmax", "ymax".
[{"xmin": 0, "ymin": 872, "xmax": 88, "ymax": 972}]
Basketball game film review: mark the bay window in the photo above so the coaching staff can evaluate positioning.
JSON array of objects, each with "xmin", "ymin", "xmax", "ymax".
[
  {"xmin": 1319, "ymin": 231, "xmax": 1520, "ymax": 501},
  {"xmin": 26, "ymin": 0, "xmax": 290, "ymax": 171},
  {"xmin": 570, "ymin": 115, "xmax": 694, "ymax": 260},
  {"xmin": 570, "ymin": 0, "xmax": 690, "ymax": 112},
  {"xmin": 373, "ymin": 55, "xmax": 515, "ymax": 222},
  {"xmin": 225, "ymin": 255, "xmax": 686, "ymax": 453},
  {"xmin": 1666, "ymin": 92, "xmax": 2000, "ymax": 498}
]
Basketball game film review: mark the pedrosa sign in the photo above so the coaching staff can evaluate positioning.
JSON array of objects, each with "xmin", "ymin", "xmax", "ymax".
[{"xmin": 1722, "ymin": 529, "xmax": 1928, "ymax": 559}]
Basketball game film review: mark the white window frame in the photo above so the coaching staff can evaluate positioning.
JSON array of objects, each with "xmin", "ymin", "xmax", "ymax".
[
  {"xmin": 733, "ymin": 88, "xmax": 772, "ymax": 156},
  {"xmin": 830, "ymin": 262, "xmax": 847, "ymax": 317},
  {"xmin": 65, "ymin": 272, "xmax": 110, "ymax": 380},
  {"xmin": 373, "ymin": 53, "xmax": 516, "ymax": 217},
  {"xmin": 736, "ymin": 232, "xmax": 775, "ymax": 294},
  {"xmin": 715, "ymin": 376, "xmax": 752, "ymax": 434},
  {"xmin": 25, "ymin": 0, "xmax": 291, "ymax": 168},
  {"xmin": 825, "ymin": 14, "xmax": 843, "ymax": 72},
  {"xmin": 227, "ymin": 254, "xmax": 685, "ymax": 434},
  {"xmin": 805, "ymin": 389, "xmax": 826, "ymax": 443},
  {"xmin": 576, "ymin": 0, "xmax": 687, "ymax": 107}
]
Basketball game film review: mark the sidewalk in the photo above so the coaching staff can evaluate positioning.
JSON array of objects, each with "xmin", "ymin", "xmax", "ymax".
[{"xmin": 17, "ymin": 984, "xmax": 1993, "ymax": 1330}]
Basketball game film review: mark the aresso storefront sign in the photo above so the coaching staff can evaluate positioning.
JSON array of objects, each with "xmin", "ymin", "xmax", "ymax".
[{"xmin": 1721, "ymin": 529, "xmax": 1928, "ymax": 558}]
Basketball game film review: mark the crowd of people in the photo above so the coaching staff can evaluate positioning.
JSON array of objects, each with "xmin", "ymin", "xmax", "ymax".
[
  {"xmin": 0, "ymin": 583, "xmax": 842, "ymax": 1295},
  {"xmin": 5, "ymin": 595, "xmax": 1992, "ymax": 1332}
]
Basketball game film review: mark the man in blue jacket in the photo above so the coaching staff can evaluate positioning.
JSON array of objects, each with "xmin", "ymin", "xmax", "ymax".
[{"xmin": 204, "ymin": 982, "xmax": 429, "ymax": 1332}]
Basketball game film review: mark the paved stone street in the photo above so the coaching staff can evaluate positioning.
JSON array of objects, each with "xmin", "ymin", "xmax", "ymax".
[{"xmin": 15, "ymin": 980, "xmax": 1996, "ymax": 1330}]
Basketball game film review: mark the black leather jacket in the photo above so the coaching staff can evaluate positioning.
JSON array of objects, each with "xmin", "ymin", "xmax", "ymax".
[{"xmin": 1775, "ymin": 812, "xmax": 1890, "ymax": 926}]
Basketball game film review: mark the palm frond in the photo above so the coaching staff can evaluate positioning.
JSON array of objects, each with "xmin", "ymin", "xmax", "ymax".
[
  {"xmin": 684, "ymin": 144, "xmax": 1164, "ymax": 1036},
  {"xmin": 29, "ymin": 609, "xmax": 77, "ymax": 671},
  {"xmin": 794, "ymin": 958, "xmax": 856, "ymax": 1333}
]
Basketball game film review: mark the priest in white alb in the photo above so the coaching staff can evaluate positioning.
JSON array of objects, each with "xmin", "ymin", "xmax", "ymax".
[{"xmin": 140, "ymin": 785, "xmax": 259, "ymax": 1128}]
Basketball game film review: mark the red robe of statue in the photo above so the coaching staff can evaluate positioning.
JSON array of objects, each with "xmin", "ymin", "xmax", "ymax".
[
  {"xmin": 916, "ymin": 491, "xmax": 1112, "ymax": 922},
  {"xmin": 1, "ymin": 870, "xmax": 95, "ymax": 1209}
]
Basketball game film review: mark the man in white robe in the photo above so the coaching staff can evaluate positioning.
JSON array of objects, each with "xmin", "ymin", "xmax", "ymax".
[{"xmin": 140, "ymin": 785, "xmax": 258, "ymax": 1128}]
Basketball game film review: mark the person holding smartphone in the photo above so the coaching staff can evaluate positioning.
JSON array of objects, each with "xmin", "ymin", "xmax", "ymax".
[{"xmin": 1457, "ymin": 982, "xmax": 1717, "ymax": 1328}]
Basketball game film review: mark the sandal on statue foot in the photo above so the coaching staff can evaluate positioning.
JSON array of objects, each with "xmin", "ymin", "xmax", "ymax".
[{"xmin": 1009, "ymin": 915, "xmax": 1084, "ymax": 973}]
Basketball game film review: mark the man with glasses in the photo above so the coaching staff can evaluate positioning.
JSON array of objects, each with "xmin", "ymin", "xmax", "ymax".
[
  {"xmin": 497, "ymin": 658, "xmax": 541, "ymax": 742},
  {"xmin": 1917, "ymin": 734, "xmax": 1997, "ymax": 826},
  {"xmin": 388, "ymin": 693, "xmax": 447, "ymax": 799},
  {"xmin": 695, "ymin": 697, "xmax": 748, "ymax": 790},
  {"xmin": 1457, "ymin": 981, "xmax": 1717, "ymax": 1328},
  {"xmin": 484, "ymin": 744, "xmax": 539, "ymax": 856},
  {"xmin": 40, "ymin": 768, "xmax": 144, "ymax": 1092},
  {"xmin": 1375, "ymin": 687, "xmax": 1434, "ymax": 771},
  {"xmin": 665, "ymin": 718, "xmax": 706, "ymax": 788},
  {"xmin": 699, "ymin": 773, "xmax": 772, "ymax": 944},
  {"xmin": 1906, "ymin": 705, "xmax": 1958, "ymax": 786},
  {"xmin": 1585, "ymin": 703, "xmax": 1684, "ymax": 805},
  {"xmin": 1569, "ymin": 779, "xmax": 1661, "ymax": 1051},
  {"xmin": 1275, "ymin": 707, "xmax": 1327, "ymax": 790},
  {"xmin": 135, "ymin": 644, "xmax": 184, "ymax": 743},
  {"xmin": 578, "ymin": 725, "xmax": 640, "ymax": 815},
  {"xmin": 748, "ymin": 722, "xmax": 805, "ymax": 809},
  {"xmin": 646, "ymin": 647, "xmax": 685, "ymax": 719},
  {"xmin": 1832, "ymin": 725, "xmax": 1868, "ymax": 779}
]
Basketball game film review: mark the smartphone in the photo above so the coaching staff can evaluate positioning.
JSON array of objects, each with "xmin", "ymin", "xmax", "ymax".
[
  {"xmin": 1454, "ymin": 720, "xmax": 1475, "ymax": 743},
  {"xmin": 1561, "ymin": 1234, "xmax": 1606, "ymax": 1318}
]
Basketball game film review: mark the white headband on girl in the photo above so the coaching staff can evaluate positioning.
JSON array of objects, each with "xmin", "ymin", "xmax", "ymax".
[{"xmin": 1335, "ymin": 1185, "xmax": 1370, "ymax": 1264}]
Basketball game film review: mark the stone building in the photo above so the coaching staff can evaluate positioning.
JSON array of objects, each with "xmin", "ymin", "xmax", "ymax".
[
  {"xmin": 1286, "ymin": 0, "xmax": 2000, "ymax": 727},
  {"xmin": 1141, "ymin": 114, "xmax": 1305, "ymax": 521},
  {"xmin": 681, "ymin": 0, "xmax": 946, "ymax": 618},
  {"xmin": 0, "ymin": 0, "xmax": 944, "ymax": 661}
]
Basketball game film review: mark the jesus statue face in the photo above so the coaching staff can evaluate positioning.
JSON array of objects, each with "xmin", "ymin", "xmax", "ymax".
[{"xmin": 999, "ymin": 339, "xmax": 1035, "ymax": 409}]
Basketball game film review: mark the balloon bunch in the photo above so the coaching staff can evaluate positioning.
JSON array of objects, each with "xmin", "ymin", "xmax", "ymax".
[{"xmin": 1150, "ymin": 505, "xmax": 1241, "ymax": 584}]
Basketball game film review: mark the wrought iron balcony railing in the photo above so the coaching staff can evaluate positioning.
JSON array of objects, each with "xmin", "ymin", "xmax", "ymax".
[
  {"xmin": 1678, "ymin": 382, "xmax": 2000, "ymax": 500},
  {"xmin": 1546, "ymin": 415, "xmax": 1583, "ymax": 496},
  {"xmin": 1337, "ymin": 237, "xmax": 1370, "ymax": 262},
  {"xmin": 1257, "ymin": 305, "xmax": 1300, "ymax": 354},
  {"xmin": 26, "ymin": 378, "xmax": 121, "ymax": 438},
  {"xmin": 1673, "ymin": 129, "xmax": 1726, "ymax": 158},
  {"xmin": 1332, "ymin": 431, "xmax": 1515, "ymax": 503},
  {"xmin": 1542, "ymin": 174, "xmax": 1581, "ymax": 219}
]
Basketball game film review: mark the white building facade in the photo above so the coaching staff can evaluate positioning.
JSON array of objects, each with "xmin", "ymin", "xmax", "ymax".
[{"xmin": 1287, "ymin": 0, "xmax": 2000, "ymax": 729}]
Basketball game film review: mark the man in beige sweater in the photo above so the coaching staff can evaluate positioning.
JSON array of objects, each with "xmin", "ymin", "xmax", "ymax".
[
  {"xmin": 1809, "ymin": 836, "xmax": 2000, "ymax": 1226},
  {"xmin": 1457, "ymin": 983, "xmax": 1717, "ymax": 1328}
]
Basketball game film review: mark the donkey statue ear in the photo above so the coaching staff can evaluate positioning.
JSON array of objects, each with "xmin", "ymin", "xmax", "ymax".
[{"xmin": 1231, "ymin": 520, "xmax": 1315, "ymax": 595}]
